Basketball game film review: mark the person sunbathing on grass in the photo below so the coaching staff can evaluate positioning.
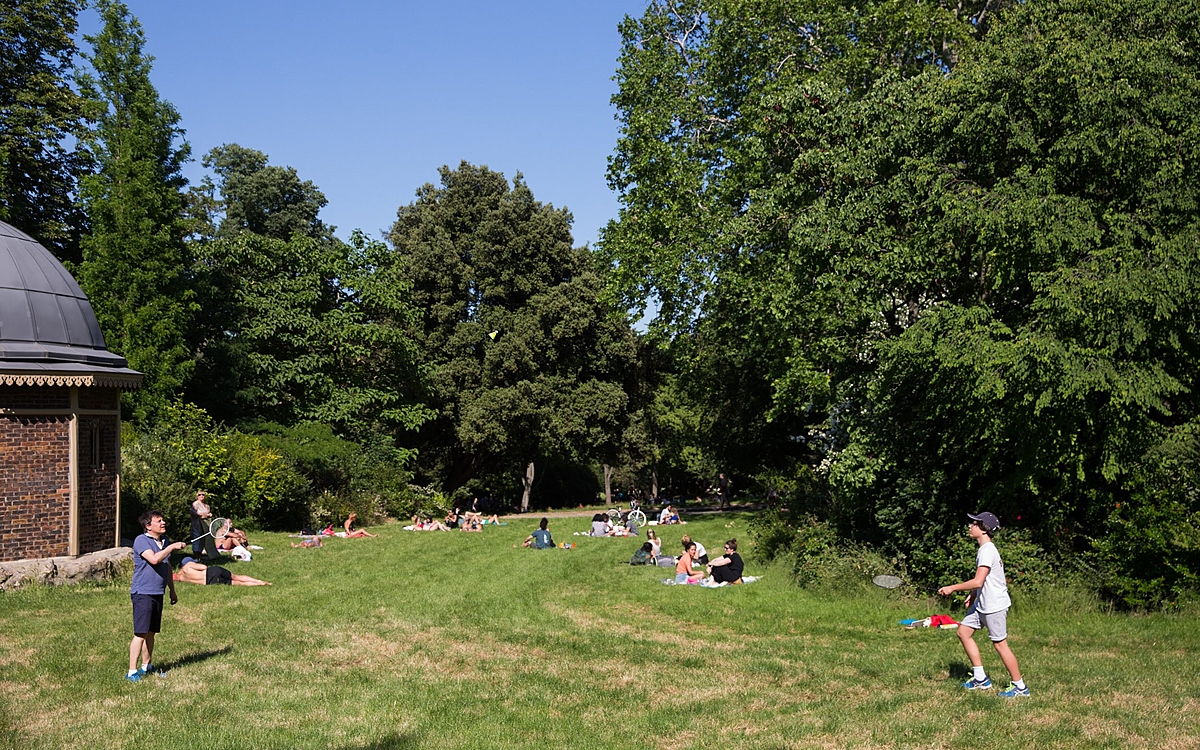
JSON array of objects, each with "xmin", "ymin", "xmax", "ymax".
[
  {"xmin": 215, "ymin": 523, "xmax": 250, "ymax": 551},
  {"xmin": 173, "ymin": 558, "xmax": 271, "ymax": 586},
  {"xmin": 290, "ymin": 537, "xmax": 322, "ymax": 548},
  {"xmin": 418, "ymin": 517, "xmax": 452, "ymax": 531},
  {"xmin": 461, "ymin": 516, "xmax": 483, "ymax": 532},
  {"xmin": 344, "ymin": 512, "xmax": 378, "ymax": 538}
]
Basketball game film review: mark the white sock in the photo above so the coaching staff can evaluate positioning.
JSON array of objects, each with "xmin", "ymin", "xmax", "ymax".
[
  {"xmin": 973, "ymin": 666, "xmax": 987, "ymax": 681},
  {"xmin": 127, "ymin": 669, "xmax": 138, "ymax": 677},
  {"xmin": 1013, "ymin": 679, "xmax": 1026, "ymax": 689}
]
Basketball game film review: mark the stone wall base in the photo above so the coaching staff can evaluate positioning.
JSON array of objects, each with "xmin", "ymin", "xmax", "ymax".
[{"xmin": 0, "ymin": 547, "xmax": 131, "ymax": 591}]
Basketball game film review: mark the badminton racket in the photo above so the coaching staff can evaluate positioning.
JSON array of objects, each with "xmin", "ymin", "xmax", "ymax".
[{"xmin": 187, "ymin": 516, "xmax": 230, "ymax": 545}]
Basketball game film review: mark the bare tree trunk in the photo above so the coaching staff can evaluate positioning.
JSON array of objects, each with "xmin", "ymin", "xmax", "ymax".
[
  {"xmin": 651, "ymin": 468, "xmax": 659, "ymax": 500},
  {"xmin": 604, "ymin": 463, "xmax": 614, "ymax": 506},
  {"xmin": 520, "ymin": 461, "xmax": 535, "ymax": 513}
]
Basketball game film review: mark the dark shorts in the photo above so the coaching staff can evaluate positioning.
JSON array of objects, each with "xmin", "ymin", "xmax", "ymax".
[
  {"xmin": 205, "ymin": 567, "xmax": 233, "ymax": 585},
  {"xmin": 131, "ymin": 593, "xmax": 164, "ymax": 634}
]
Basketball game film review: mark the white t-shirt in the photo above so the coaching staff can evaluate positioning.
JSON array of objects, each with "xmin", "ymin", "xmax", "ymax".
[
  {"xmin": 694, "ymin": 541, "xmax": 707, "ymax": 562},
  {"xmin": 974, "ymin": 541, "xmax": 1011, "ymax": 613}
]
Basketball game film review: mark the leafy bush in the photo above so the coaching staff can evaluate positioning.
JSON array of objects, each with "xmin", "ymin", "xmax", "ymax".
[
  {"xmin": 1086, "ymin": 424, "xmax": 1200, "ymax": 609},
  {"xmin": 121, "ymin": 403, "xmax": 414, "ymax": 535},
  {"xmin": 249, "ymin": 421, "xmax": 415, "ymax": 525}
]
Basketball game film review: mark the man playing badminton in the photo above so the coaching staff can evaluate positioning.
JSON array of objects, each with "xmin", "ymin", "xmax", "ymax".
[{"xmin": 127, "ymin": 510, "xmax": 186, "ymax": 682}]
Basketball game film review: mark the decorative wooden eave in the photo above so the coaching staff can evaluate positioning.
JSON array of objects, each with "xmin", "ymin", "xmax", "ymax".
[{"xmin": 0, "ymin": 370, "xmax": 143, "ymax": 389}]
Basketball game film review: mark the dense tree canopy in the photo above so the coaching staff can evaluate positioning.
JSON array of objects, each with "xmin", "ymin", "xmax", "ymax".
[
  {"xmin": 388, "ymin": 163, "xmax": 637, "ymax": 503},
  {"xmin": 76, "ymin": 0, "xmax": 195, "ymax": 424},
  {"xmin": 0, "ymin": 0, "xmax": 89, "ymax": 263},
  {"xmin": 603, "ymin": 0, "xmax": 1200, "ymax": 600}
]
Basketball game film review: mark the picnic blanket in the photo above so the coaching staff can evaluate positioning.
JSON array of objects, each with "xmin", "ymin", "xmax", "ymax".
[{"xmin": 661, "ymin": 575, "xmax": 761, "ymax": 587}]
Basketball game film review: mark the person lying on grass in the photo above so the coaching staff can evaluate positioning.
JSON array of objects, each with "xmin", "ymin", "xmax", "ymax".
[
  {"xmin": 675, "ymin": 541, "xmax": 703, "ymax": 584},
  {"xmin": 410, "ymin": 517, "xmax": 452, "ymax": 531},
  {"xmin": 629, "ymin": 541, "xmax": 655, "ymax": 565},
  {"xmin": 461, "ymin": 516, "xmax": 482, "ymax": 532},
  {"xmin": 290, "ymin": 537, "xmax": 323, "ymax": 548},
  {"xmin": 522, "ymin": 517, "xmax": 555, "ymax": 548},
  {"xmin": 173, "ymin": 557, "xmax": 271, "ymax": 586},
  {"xmin": 705, "ymin": 538, "xmax": 744, "ymax": 584},
  {"xmin": 344, "ymin": 512, "xmax": 378, "ymax": 537}
]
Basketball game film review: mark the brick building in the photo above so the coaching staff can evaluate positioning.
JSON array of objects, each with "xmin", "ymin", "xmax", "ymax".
[{"xmin": 0, "ymin": 221, "xmax": 142, "ymax": 563}]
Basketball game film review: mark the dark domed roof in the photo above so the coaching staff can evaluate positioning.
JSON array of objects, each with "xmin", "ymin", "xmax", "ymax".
[{"xmin": 0, "ymin": 221, "xmax": 134, "ymax": 373}]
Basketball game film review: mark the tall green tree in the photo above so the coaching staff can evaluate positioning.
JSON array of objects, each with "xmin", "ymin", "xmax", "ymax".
[
  {"xmin": 185, "ymin": 147, "xmax": 427, "ymax": 444},
  {"xmin": 190, "ymin": 143, "xmax": 332, "ymax": 242},
  {"xmin": 75, "ymin": 0, "xmax": 195, "ymax": 424},
  {"xmin": 0, "ymin": 0, "xmax": 89, "ymax": 262},
  {"xmin": 388, "ymin": 162, "xmax": 637, "ymax": 506},
  {"xmin": 604, "ymin": 0, "xmax": 1200, "ymax": 596}
]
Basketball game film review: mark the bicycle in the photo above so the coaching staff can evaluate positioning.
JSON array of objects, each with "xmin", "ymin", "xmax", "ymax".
[{"xmin": 607, "ymin": 502, "xmax": 648, "ymax": 528}]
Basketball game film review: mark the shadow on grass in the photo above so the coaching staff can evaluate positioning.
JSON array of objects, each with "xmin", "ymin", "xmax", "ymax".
[
  {"xmin": 338, "ymin": 732, "xmax": 422, "ymax": 750},
  {"xmin": 156, "ymin": 645, "xmax": 232, "ymax": 672},
  {"xmin": 947, "ymin": 662, "xmax": 972, "ymax": 680}
]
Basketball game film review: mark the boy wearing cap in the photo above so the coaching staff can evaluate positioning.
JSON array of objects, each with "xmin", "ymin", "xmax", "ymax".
[{"xmin": 937, "ymin": 511, "xmax": 1030, "ymax": 698}]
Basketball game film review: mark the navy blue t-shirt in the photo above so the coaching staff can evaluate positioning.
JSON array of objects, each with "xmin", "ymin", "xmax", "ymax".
[{"xmin": 131, "ymin": 534, "xmax": 171, "ymax": 595}]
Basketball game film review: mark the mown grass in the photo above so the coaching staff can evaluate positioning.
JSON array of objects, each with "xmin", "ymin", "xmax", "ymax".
[{"xmin": 0, "ymin": 511, "xmax": 1197, "ymax": 749}]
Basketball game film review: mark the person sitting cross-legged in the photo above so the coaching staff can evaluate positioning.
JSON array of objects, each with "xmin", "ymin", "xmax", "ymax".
[
  {"xmin": 705, "ymin": 538, "xmax": 744, "ymax": 584},
  {"xmin": 522, "ymin": 517, "xmax": 555, "ymax": 548}
]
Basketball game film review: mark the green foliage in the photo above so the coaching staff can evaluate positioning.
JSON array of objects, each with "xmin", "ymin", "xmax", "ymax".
[
  {"xmin": 387, "ymin": 162, "xmax": 637, "ymax": 502},
  {"xmin": 190, "ymin": 142, "xmax": 332, "ymax": 242},
  {"xmin": 606, "ymin": 0, "xmax": 1200, "ymax": 607},
  {"xmin": 250, "ymin": 421, "xmax": 417, "ymax": 525},
  {"xmin": 0, "ymin": 0, "xmax": 89, "ymax": 263},
  {"xmin": 1089, "ymin": 423, "xmax": 1200, "ymax": 609},
  {"xmin": 188, "ymin": 182, "xmax": 429, "ymax": 441},
  {"xmin": 120, "ymin": 402, "xmax": 310, "ymax": 533},
  {"xmin": 75, "ymin": 0, "xmax": 196, "ymax": 424}
]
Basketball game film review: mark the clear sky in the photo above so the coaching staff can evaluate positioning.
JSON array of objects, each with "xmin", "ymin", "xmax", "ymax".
[{"xmin": 78, "ymin": 1, "xmax": 648, "ymax": 247}]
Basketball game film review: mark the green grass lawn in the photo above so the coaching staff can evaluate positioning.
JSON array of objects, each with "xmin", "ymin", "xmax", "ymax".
[{"xmin": 1, "ymin": 511, "xmax": 1197, "ymax": 749}]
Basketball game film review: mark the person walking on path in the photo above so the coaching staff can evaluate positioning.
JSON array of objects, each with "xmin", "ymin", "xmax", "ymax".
[
  {"xmin": 127, "ymin": 510, "xmax": 185, "ymax": 682},
  {"xmin": 937, "ymin": 511, "xmax": 1030, "ymax": 698}
]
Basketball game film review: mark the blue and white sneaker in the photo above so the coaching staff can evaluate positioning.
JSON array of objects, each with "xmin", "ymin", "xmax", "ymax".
[
  {"xmin": 999, "ymin": 683, "xmax": 1030, "ymax": 698},
  {"xmin": 138, "ymin": 663, "xmax": 162, "ymax": 677},
  {"xmin": 125, "ymin": 672, "xmax": 142, "ymax": 683},
  {"xmin": 962, "ymin": 677, "xmax": 992, "ymax": 690}
]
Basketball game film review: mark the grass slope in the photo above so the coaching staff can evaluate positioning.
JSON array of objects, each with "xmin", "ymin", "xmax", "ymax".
[{"xmin": 0, "ymin": 511, "xmax": 1197, "ymax": 749}]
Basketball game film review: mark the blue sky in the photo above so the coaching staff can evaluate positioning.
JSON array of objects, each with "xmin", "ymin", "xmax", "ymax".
[{"xmin": 79, "ymin": 1, "xmax": 648, "ymax": 246}]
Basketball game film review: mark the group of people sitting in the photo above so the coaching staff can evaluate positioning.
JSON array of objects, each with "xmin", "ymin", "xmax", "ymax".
[
  {"xmin": 408, "ymin": 508, "xmax": 503, "ymax": 532},
  {"xmin": 290, "ymin": 512, "xmax": 379, "ymax": 547},
  {"xmin": 586, "ymin": 513, "xmax": 640, "ymax": 537},
  {"xmin": 629, "ymin": 533, "xmax": 745, "ymax": 585},
  {"xmin": 657, "ymin": 505, "xmax": 682, "ymax": 525}
]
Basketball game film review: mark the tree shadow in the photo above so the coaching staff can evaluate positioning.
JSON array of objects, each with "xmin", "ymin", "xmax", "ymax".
[
  {"xmin": 156, "ymin": 646, "xmax": 231, "ymax": 672},
  {"xmin": 335, "ymin": 732, "xmax": 422, "ymax": 750}
]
